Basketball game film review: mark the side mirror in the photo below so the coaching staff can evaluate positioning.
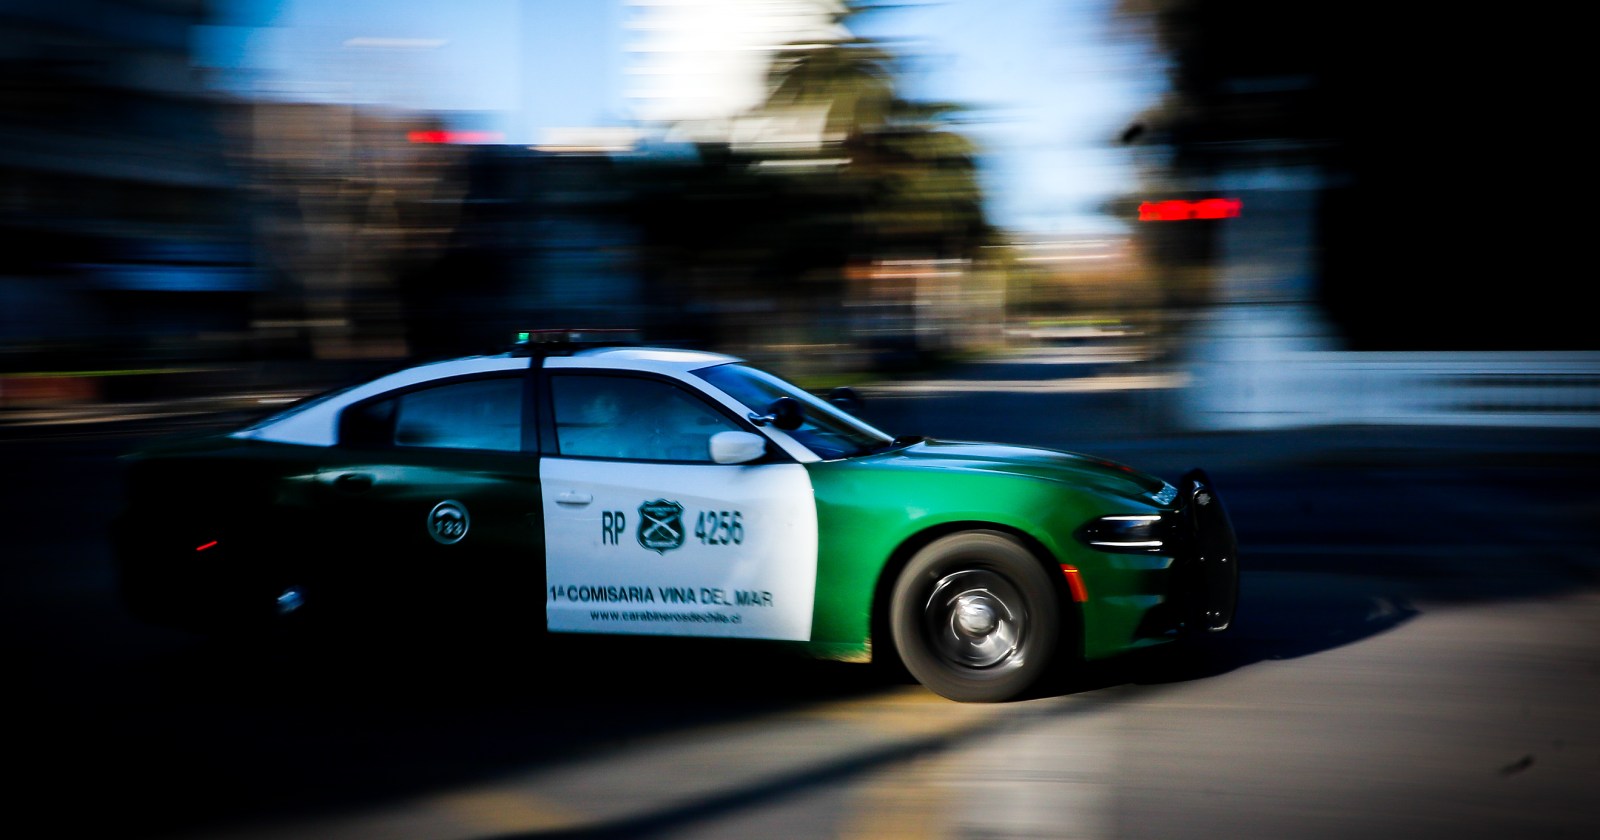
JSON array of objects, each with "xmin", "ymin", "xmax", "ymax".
[
  {"xmin": 709, "ymin": 430, "xmax": 767, "ymax": 465},
  {"xmin": 827, "ymin": 386, "xmax": 863, "ymax": 415},
  {"xmin": 750, "ymin": 396, "xmax": 804, "ymax": 431}
]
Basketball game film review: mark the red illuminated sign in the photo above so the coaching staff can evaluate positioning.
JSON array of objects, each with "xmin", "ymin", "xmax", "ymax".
[
  {"xmin": 406, "ymin": 130, "xmax": 505, "ymax": 144},
  {"xmin": 1138, "ymin": 198, "xmax": 1242, "ymax": 221}
]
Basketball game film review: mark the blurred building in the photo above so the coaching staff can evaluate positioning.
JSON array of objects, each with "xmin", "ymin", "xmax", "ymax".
[
  {"xmin": 401, "ymin": 140, "xmax": 646, "ymax": 361},
  {"xmin": 1126, "ymin": 0, "xmax": 1581, "ymax": 352},
  {"xmin": 240, "ymin": 102, "xmax": 476, "ymax": 361},
  {"xmin": 0, "ymin": 0, "xmax": 1004, "ymax": 390},
  {"xmin": 1121, "ymin": 1, "xmax": 1599, "ymax": 427},
  {"xmin": 0, "ymin": 0, "xmax": 253, "ymax": 372}
]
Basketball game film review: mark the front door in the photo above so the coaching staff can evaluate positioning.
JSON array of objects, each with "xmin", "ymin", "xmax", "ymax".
[{"xmin": 540, "ymin": 373, "xmax": 817, "ymax": 640}]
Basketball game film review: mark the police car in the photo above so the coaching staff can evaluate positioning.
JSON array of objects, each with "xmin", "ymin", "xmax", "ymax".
[{"xmin": 114, "ymin": 330, "xmax": 1238, "ymax": 702}]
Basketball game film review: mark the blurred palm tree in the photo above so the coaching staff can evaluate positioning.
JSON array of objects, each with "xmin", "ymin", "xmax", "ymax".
[
  {"xmin": 628, "ymin": 2, "xmax": 996, "ymax": 364},
  {"xmin": 758, "ymin": 5, "xmax": 992, "ymax": 257}
]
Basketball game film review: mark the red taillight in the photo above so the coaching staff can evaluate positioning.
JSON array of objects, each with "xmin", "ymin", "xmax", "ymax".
[{"xmin": 195, "ymin": 540, "xmax": 218, "ymax": 552}]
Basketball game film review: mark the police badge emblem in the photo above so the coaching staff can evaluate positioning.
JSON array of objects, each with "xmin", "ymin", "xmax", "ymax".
[{"xmin": 637, "ymin": 499, "xmax": 685, "ymax": 554}]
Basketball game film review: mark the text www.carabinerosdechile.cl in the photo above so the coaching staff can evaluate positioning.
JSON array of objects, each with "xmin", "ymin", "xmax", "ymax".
[{"xmin": 588, "ymin": 610, "xmax": 742, "ymax": 624}]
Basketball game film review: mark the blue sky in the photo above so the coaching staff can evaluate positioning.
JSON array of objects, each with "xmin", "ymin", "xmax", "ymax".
[
  {"xmin": 200, "ymin": 0, "xmax": 1163, "ymax": 235},
  {"xmin": 852, "ymin": 1, "xmax": 1164, "ymax": 234}
]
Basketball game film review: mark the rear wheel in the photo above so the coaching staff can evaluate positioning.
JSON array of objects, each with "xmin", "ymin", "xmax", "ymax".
[{"xmin": 889, "ymin": 531, "xmax": 1061, "ymax": 702}]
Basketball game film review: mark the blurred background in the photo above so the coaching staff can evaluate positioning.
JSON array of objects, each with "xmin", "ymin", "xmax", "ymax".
[{"xmin": 1, "ymin": 0, "xmax": 1595, "ymax": 427}]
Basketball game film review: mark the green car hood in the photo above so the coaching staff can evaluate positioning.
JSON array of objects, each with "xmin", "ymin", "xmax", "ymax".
[{"xmin": 858, "ymin": 439, "xmax": 1173, "ymax": 504}]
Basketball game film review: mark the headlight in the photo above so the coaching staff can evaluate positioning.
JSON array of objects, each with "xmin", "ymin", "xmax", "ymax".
[{"xmin": 1074, "ymin": 514, "xmax": 1172, "ymax": 553}]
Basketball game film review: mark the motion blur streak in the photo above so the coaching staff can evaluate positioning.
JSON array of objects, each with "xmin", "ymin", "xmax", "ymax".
[{"xmin": 3, "ymin": 0, "xmax": 1594, "ymax": 431}]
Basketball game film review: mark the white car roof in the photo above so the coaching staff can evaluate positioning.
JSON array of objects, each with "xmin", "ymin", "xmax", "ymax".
[{"xmin": 545, "ymin": 346, "xmax": 740, "ymax": 373}]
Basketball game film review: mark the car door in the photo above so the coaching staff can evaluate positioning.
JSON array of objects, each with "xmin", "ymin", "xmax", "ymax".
[
  {"xmin": 540, "ymin": 371, "xmax": 817, "ymax": 641},
  {"xmin": 309, "ymin": 372, "xmax": 543, "ymax": 623}
]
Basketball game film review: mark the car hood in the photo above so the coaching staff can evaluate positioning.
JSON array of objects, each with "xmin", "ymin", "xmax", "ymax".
[{"xmin": 861, "ymin": 439, "xmax": 1174, "ymax": 504}]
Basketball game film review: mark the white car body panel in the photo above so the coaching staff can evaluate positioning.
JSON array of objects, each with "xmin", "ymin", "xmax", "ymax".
[{"xmin": 541, "ymin": 458, "xmax": 819, "ymax": 641}]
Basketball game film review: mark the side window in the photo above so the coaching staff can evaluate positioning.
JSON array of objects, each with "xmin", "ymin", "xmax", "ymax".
[
  {"xmin": 551, "ymin": 375, "xmax": 741, "ymax": 462},
  {"xmin": 340, "ymin": 377, "xmax": 523, "ymax": 452},
  {"xmin": 394, "ymin": 378, "xmax": 523, "ymax": 451}
]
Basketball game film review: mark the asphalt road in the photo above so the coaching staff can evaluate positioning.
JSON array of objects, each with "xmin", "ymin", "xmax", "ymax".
[{"xmin": 5, "ymin": 370, "xmax": 1599, "ymax": 840}]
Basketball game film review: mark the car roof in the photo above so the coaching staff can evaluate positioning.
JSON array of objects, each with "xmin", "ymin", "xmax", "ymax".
[{"xmin": 545, "ymin": 346, "xmax": 741, "ymax": 374}]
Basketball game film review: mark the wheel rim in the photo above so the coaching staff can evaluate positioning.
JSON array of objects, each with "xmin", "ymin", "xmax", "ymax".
[{"xmin": 923, "ymin": 569, "xmax": 1027, "ymax": 671}]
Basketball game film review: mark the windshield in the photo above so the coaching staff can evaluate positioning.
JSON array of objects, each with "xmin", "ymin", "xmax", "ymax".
[{"xmin": 696, "ymin": 364, "xmax": 895, "ymax": 460}]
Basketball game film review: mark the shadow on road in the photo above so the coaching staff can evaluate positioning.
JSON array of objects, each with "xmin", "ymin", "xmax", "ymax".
[
  {"xmin": 1059, "ymin": 568, "xmax": 1422, "ymax": 695},
  {"xmin": 22, "ymin": 618, "xmax": 902, "ymax": 838}
]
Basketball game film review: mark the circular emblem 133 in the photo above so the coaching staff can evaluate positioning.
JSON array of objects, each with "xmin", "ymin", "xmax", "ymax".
[{"xmin": 428, "ymin": 500, "xmax": 470, "ymax": 545}]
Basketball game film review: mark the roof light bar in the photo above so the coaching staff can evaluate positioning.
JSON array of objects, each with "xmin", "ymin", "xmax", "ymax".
[{"xmin": 510, "ymin": 328, "xmax": 643, "ymax": 356}]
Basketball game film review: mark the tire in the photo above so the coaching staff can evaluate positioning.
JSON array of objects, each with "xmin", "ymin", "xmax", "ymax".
[{"xmin": 889, "ymin": 531, "xmax": 1061, "ymax": 702}]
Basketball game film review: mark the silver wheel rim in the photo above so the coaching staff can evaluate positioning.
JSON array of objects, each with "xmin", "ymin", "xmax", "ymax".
[{"xmin": 923, "ymin": 569, "xmax": 1026, "ymax": 670}]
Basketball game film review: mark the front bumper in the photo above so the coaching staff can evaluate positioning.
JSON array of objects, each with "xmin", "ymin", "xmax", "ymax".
[{"xmin": 1172, "ymin": 468, "xmax": 1240, "ymax": 632}]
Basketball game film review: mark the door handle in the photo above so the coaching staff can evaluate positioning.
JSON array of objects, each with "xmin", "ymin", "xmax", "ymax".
[
  {"xmin": 556, "ymin": 491, "xmax": 593, "ymax": 506},
  {"xmin": 333, "ymin": 473, "xmax": 373, "ymax": 493}
]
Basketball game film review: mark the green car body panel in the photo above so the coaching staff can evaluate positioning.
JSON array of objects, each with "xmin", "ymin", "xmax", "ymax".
[
  {"xmin": 116, "ymin": 434, "xmax": 545, "ymax": 626},
  {"xmin": 804, "ymin": 440, "xmax": 1178, "ymax": 661}
]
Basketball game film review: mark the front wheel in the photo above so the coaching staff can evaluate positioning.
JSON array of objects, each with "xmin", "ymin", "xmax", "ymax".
[{"xmin": 889, "ymin": 531, "xmax": 1062, "ymax": 702}]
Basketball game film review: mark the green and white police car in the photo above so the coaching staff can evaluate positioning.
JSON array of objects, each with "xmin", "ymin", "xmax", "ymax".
[{"xmin": 114, "ymin": 331, "xmax": 1238, "ymax": 702}]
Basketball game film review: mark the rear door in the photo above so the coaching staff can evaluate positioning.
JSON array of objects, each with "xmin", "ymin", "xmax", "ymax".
[{"xmin": 310, "ymin": 372, "xmax": 543, "ymax": 623}]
